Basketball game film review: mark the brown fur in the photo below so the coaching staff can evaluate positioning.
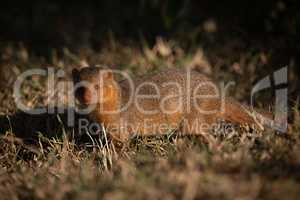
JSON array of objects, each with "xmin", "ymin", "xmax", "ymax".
[{"xmin": 72, "ymin": 67, "xmax": 271, "ymax": 142}]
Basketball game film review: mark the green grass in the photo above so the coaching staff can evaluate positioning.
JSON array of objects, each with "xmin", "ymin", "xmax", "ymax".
[{"xmin": 0, "ymin": 38, "xmax": 299, "ymax": 200}]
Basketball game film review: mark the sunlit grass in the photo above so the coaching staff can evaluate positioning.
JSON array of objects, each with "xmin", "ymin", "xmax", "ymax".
[{"xmin": 0, "ymin": 38, "xmax": 299, "ymax": 199}]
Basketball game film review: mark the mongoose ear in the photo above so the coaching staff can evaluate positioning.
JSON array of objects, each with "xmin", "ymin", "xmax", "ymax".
[{"xmin": 72, "ymin": 68, "xmax": 80, "ymax": 83}]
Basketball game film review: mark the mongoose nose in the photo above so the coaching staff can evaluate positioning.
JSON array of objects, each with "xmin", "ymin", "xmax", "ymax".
[
  {"xmin": 82, "ymin": 89, "xmax": 93, "ymax": 105},
  {"xmin": 75, "ymin": 86, "xmax": 94, "ymax": 105}
]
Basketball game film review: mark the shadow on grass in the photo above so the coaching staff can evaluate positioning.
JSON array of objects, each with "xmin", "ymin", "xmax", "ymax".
[{"xmin": 0, "ymin": 107, "xmax": 96, "ymax": 145}]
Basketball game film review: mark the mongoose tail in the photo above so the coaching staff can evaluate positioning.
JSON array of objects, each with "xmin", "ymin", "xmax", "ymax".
[{"xmin": 218, "ymin": 100, "xmax": 273, "ymax": 128}]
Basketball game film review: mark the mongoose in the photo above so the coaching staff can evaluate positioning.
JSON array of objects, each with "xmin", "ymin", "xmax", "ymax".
[{"xmin": 72, "ymin": 67, "xmax": 270, "ymax": 142}]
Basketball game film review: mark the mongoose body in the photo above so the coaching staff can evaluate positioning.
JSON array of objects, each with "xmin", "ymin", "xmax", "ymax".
[{"xmin": 72, "ymin": 67, "xmax": 263, "ymax": 142}]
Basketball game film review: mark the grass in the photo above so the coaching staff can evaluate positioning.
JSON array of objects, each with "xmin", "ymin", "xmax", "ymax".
[{"xmin": 0, "ymin": 37, "xmax": 299, "ymax": 200}]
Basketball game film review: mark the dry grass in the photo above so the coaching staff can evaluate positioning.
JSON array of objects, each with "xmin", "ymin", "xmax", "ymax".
[{"xmin": 0, "ymin": 38, "xmax": 299, "ymax": 200}]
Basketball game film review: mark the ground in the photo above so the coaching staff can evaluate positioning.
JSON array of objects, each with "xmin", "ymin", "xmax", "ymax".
[{"xmin": 0, "ymin": 38, "xmax": 299, "ymax": 200}]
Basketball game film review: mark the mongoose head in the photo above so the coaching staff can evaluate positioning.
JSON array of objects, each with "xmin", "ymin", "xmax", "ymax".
[{"xmin": 72, "ymin": 67, "xmax": 116, "ymax": 106}]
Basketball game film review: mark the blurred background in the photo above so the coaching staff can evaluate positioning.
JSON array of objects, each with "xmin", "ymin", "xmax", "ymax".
[
  {"xmin": 0, "ymin": 1, "xmax": 298, "ymax": 52},
  {"xmin": 0, "ymin": 0, "xmax": 299, "ymax": 111}
]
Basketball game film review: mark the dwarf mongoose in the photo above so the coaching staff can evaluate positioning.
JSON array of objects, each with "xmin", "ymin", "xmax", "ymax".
[{"xmin": 72, "ymin": 67, "xmax": 269, "ymax": 142}]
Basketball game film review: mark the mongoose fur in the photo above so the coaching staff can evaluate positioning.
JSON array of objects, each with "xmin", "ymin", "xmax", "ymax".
[{"xmin": 72, "ymin": 67, "xmax": 270, "ymax": 142}]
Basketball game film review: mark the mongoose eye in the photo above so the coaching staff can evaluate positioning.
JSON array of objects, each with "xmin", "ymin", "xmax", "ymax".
[{"xmin": 94, "ymin": 84, "xmax": 100, "ymax": 90}]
